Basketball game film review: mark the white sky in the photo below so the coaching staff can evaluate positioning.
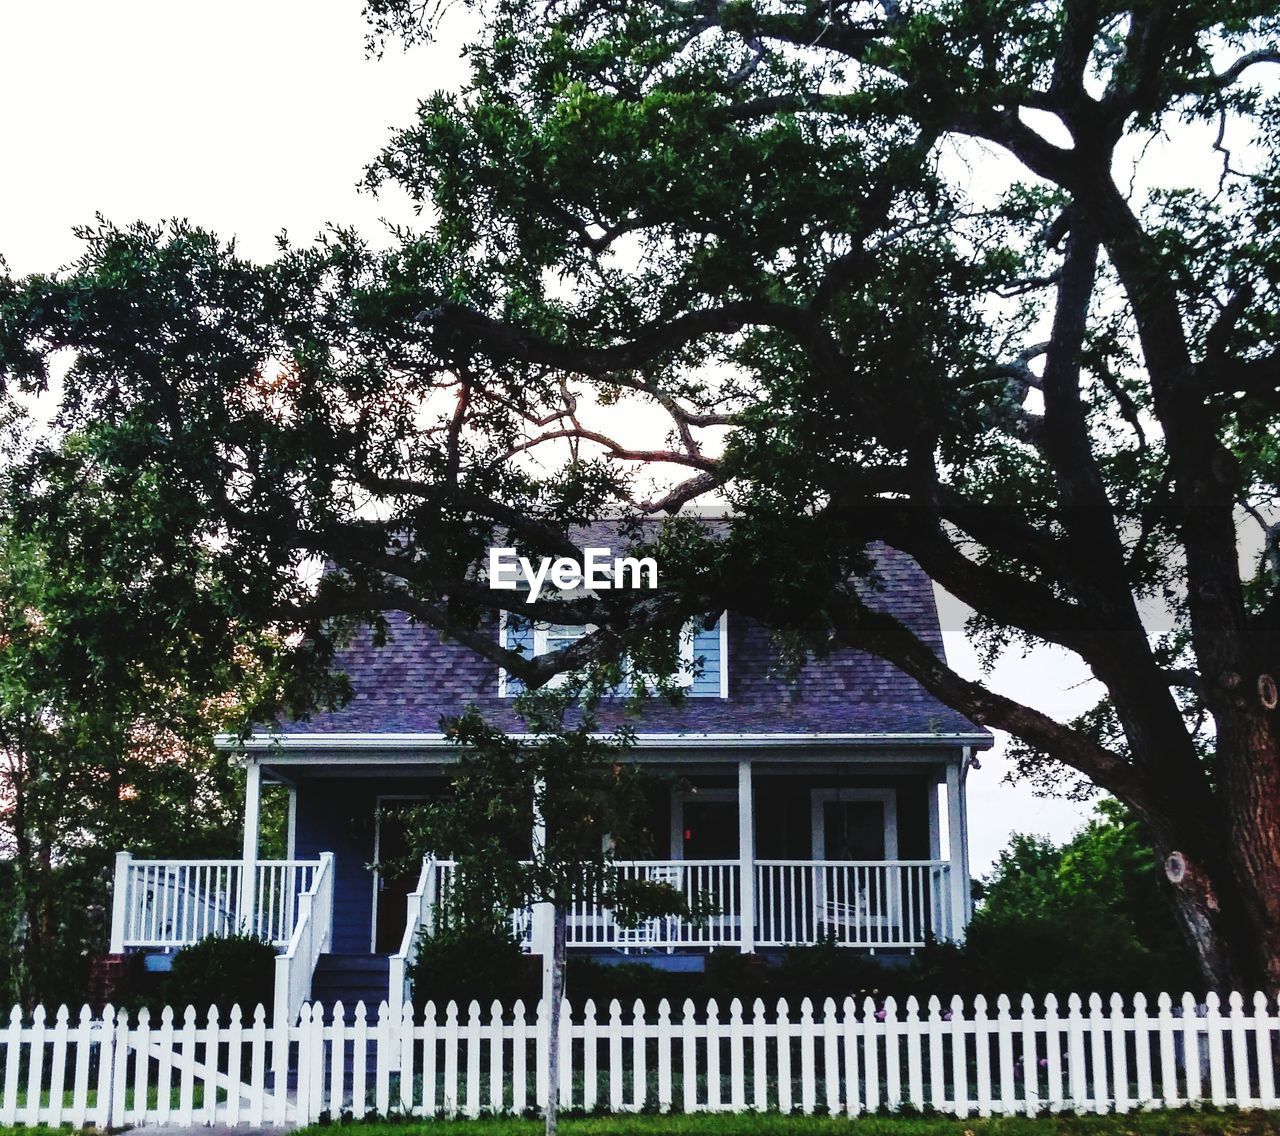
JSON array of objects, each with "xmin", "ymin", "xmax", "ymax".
[{"xmin": 0, "ymin": 0, "xmax": 1101, "ymax": 872}]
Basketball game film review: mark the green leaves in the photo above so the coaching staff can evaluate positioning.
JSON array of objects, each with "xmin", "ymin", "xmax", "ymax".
[{"xmin": 400, "ymin": 698, "xmax": 679, "ymax": 923}]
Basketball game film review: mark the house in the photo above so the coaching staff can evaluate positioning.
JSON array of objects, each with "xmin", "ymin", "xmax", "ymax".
[{"xmin": 106, "ymin": 537, "xmax": 991, "ymax": 1021}]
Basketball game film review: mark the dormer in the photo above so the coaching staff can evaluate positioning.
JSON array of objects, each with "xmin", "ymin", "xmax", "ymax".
[{"xmin": 498, "ymin": 613, "xmax": 728, "ymax": 698}]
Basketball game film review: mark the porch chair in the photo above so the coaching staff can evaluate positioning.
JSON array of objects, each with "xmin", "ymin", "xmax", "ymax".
[
  {"xmin": 817, "ymin": 869, "xmax": 900, "ymax": 944},
  {"xmin": 614, "ymin": 863, "xmax": 683, "ymax": 953}
]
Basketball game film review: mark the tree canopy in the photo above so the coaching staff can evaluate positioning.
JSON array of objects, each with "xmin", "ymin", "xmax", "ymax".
[
  {"xmin": 1, "ymin": 0, "xmax": 1278, "ymax": 990},
  {"xmin": 0, "ymin": 431, "xmax": 306, "ymax": 1003}
]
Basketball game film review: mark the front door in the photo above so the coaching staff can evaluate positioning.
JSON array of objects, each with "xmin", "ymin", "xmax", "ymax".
[
  {"xmin": 810, "ymin": 790, "xmax": 899, "ymax": 932},
  {"xmin": 810, "ymin": 790, "xmax": 897, "ymax": 860},
  {"xmin": 373, "ymin": 800, "xmax": 425, "ymax": 953}
]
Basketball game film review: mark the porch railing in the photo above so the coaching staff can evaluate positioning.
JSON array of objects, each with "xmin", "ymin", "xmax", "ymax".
[
  {"xmin": 754, "ymin": 860, "xmax": 953, "ymax": 948},
  {"xmin": 388, "ymin": 857, "xmax": 440, "ymax": 1022},
  {"xmin": 420, "ymin": 858, "xmax": 953, "ymax": 952},
  {"xmin": 108, "ymin": 853, "xmax": 323, "ymax": 952},
  {"xmin": 273, "ymin": 852, "xmax": 334, "ymax": 1026}
]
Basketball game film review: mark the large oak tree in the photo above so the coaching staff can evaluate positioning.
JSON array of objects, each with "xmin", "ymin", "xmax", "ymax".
[{"xmin": 1, "ymin": 0, "xmax": 1279, "ymax": 990}]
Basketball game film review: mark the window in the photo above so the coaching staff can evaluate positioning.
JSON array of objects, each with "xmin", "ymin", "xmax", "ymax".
[{"xmin": 499, "ymin": 612, "xmax": 727, "ymax": 698}]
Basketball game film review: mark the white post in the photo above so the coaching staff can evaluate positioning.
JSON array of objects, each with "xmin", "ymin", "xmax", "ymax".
[
  {"xmin": 738, "ymin": 759, "xmax": 755, "ymax": 953},
  {"xmin": 530, "ymin": 778, "xmax": 554, "ymax": 1007},
  {"xmin": 241, "ymin": 760, "xmax": 262, "ymax": 937},
  {"xmin": 286, "ymin": 786, "xmax": 298, "ymax": 861},
  {"xmin": 958, "ymin": 757, "xmax": 973, "ymax": 927},
  {"xmin": 945, "ymin": 760, "xmax": 967, "ymax": 941},
  {"xmin": 109, "ymin": 851, "xmax": 131, "ymax": 954}
]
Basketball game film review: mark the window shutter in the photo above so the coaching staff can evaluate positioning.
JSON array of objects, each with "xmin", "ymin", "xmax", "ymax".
[{"xmin": 690, "ymin": 613, "xmax": 725, "ymax": 697}]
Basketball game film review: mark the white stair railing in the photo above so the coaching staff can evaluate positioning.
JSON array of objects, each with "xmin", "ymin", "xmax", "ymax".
[
  {"xmin": 388, "ymin": 857, "xmax": 438, "ymax": 1023},
  {"xmin": 272, "ymin": 852, "xmax": 334, "ymax": 1026}
]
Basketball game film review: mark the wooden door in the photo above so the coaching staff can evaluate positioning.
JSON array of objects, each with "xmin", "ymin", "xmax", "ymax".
[{"xmin": 373, "ymin": 802, "xmax": 420, "ymax": 954}]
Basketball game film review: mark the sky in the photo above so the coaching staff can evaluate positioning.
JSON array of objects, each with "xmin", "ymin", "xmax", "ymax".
[{"xmin": 0, "ymin": 1, "xmax": 1101, "ymax": 871}]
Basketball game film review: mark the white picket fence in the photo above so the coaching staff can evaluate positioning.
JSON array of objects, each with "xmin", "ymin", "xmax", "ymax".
[{"xmin": 1, "ymin": 992, "xmax": 1278, "ymax": 1127}]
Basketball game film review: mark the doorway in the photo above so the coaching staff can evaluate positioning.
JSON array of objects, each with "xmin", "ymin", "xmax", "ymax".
[
  {"xmin": 810, "ymin": 789, "xmax": 897, "ymax": 860},
  {"xmin": 672, "ymin": 789, "xmax": 739, "ymax": 859},
  {"xmin": 372, "ymin": 797, "xmax": 429, "ymax": 954}
]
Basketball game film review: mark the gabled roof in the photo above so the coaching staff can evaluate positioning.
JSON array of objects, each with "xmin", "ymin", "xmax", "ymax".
[{"xmin": 279, "ymin": 543, "xmax": 991, "ymax": 745}]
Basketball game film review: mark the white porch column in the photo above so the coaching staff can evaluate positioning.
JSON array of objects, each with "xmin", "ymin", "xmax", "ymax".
[
  {"xmin": 944, "ymin": 759, "xmax": 968, "ymax": 941},
  {"xmin": 959, "ymin": 759, "xmax": 974, "ymax": 925},
  {"xmin": 530, "ymin": 778, "xmax": 555, "ymax": 1007},
  {"xmin": 737, "ymin": 759, "xmax": 755, "ymax": 953},
  {"xmin": 109, "ymin": 851, "xmax": 132, "ymax": 954},
  {"xmin": 240, "ymin": 759, "xmax": 262, "ymax": 937},
  {"xmin": 286, "ymin": 786, "xmax": 298, "ymax": 861}
]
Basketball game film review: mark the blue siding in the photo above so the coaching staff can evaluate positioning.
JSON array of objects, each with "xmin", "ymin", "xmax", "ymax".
[
  {"xmin": 293, "ymin": 782, "xmax": 377, "ymax": 954},
  {"xmin": 690, "ymin": 614, "xmax": 723, "ymax": 697}
]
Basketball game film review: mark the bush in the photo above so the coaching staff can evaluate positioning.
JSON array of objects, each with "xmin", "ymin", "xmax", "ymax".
[
  {"xmin": 164, "ymin": 934, "xmax": 276, "ymax": 1015},
  {"xmin": 408, "ymin": 923, "xmax": 539, "ymax": 1007}
]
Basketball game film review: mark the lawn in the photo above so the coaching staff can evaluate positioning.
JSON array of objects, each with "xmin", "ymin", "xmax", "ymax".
[{"xmin": 292, "ymin": 1112, "xmax": 1280, "ymax": 1136}]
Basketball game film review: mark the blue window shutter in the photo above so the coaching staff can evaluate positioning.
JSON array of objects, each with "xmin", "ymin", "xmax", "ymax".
[
  {"xmin": 690, "ymin": 614, "xmax": 724, "ymax": 697},
  {"xmin": 503, "ymin": 614, "xmax": 534, "ymax": 695}
]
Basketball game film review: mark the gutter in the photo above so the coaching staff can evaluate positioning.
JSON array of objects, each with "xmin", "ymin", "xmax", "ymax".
[{"xmin": 221, "ymin": 730, "xmax": 994, "ymax": 752}]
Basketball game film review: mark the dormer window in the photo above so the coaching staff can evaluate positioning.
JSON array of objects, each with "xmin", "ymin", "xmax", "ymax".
[{"xmin": 499, "ymin": 613, "xmax": 727, "ymax": 698}]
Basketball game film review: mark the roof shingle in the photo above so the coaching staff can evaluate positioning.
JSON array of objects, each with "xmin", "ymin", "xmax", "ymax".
[{"xmin": 284, "ymin": 543, "xmax": 990, "ymax": 743}]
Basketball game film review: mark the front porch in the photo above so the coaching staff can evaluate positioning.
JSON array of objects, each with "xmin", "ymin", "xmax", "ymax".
[
  {"xmin": 108, "ymin": 849, "xmax": 966, "ymax": 1024},
  {"xmin": 108, "ymin": 854, "xmax": 963, "ymax": 957},
  {"xmin": 107, "ymin": 746, "xmax": 976, "ymax": 1020}
]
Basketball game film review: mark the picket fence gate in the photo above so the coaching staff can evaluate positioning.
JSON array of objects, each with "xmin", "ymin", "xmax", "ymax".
[{"xmin": 1, "ymin": 991, "xmax": 1278, "ymax": 1128}]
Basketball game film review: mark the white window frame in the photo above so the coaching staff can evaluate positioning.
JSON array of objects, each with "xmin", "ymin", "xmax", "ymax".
[
  {"xmin": 810, "ymin": 788, "xmax": 899, "ymax": 861},
  {"xmin": 499, "ymin": 613, "xmax": 707, "ymax": 696}
]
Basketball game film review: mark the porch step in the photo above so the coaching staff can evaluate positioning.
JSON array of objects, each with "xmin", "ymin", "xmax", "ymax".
[{"xmin": 310, "ymin": 953, "xmax": 392, "ymax": 1022}]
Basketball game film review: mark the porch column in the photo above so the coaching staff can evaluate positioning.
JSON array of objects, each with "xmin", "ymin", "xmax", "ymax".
[
  {"xmin": 240, "ymin": 759, "xmax": 261, "ymax": 938},
  {"xmin": 737, "ymin": 759, "xmax": 755, "ymax": 953},
  {"xmin": 286, "ymin": 786, "xmax": 298, "ymax": 861},
  {"xmin": 959, "ymin": 756, "xmax": 974, "ymax": 926},
  {"xmin": 944, "ymin": 759, "xmax": 968, "ymax": 941}
]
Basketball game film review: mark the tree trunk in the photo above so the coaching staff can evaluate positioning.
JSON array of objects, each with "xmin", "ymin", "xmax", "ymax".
[
  {"xmin": 1135, "ymin": 706, "xmax": 1280, "ymax": 995},
  {"xmin": 544, "ymin": 904, "xmax": 567, "ymax": 1136},
  {"xmin": 1217, "ymin": 699, "xmax": 1280, "ymax": 990}
]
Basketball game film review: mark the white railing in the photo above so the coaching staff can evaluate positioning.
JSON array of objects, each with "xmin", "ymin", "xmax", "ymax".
[
  {"xmin": 424, "ymin": 862, "xmax": 533, "ymax": 946},
  {"xmin": 252, "ymin": 861, "xmax": 319, "ymax": 945},
  {"xmin": 425, "ymin": 859, "xmax": 741, "ymax": 950},
  {"xmin": 413, "ymin": 858, "xmax": 953, "ymax": 954},
  {"xmin": 566, "ymin": 860, "xmax": 742, "ymax": 949},
  {"xmin": 272, "ymin": 852, "xmax": 334, "ymax": 1027},
  {"xmin": 3, "ymin": 991, "xmax": 1274, "ymax": 1126},
  {"xmin": 109, "ymin": 853, "xmax": 323, "ymax": 952},
  {"xmin": 109, "ymin": 856, "xmax": 244, "ymax": 951},
  {"xmin": 389, "ymin": 858, "xmax": 439, "ymax": 1022},
  {"xmin": 755, "ymin": 860, "xmax": 952, "ymax": 948}
]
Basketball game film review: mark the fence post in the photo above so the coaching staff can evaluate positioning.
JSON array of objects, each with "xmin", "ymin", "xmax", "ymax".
[
  {"xmin": 1, "ymin": 1005, "xmax": 21, "ymax": 1125},
  {"xmin": 93, "ymin": 1005, "xmax": 117, "ymax": 1130},
  {"xmin": 1254, "ymin": 992, "xmax": 1278, "ymax": 1108},
  {"xmin": 109, "ymin": 852, "xmax": 132, "ymax": 954},
  {"xmin": 271, "ymin": 996, "xmax": 291, "ymax": 1125}
]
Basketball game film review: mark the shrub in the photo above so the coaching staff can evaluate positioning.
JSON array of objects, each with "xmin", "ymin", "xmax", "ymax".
[
  {"xmin": 408, "ymin": 922, "xmax": 538, "ymax": 1007},
  {"xmin": 164, "ymin": 934, "xmax": 276, "ymax": 1015}
]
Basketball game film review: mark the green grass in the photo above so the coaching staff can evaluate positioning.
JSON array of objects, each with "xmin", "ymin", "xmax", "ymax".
[{"xmin": 295, "ymin": 1112, "xmax": 1280, "ymax": 1136}]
